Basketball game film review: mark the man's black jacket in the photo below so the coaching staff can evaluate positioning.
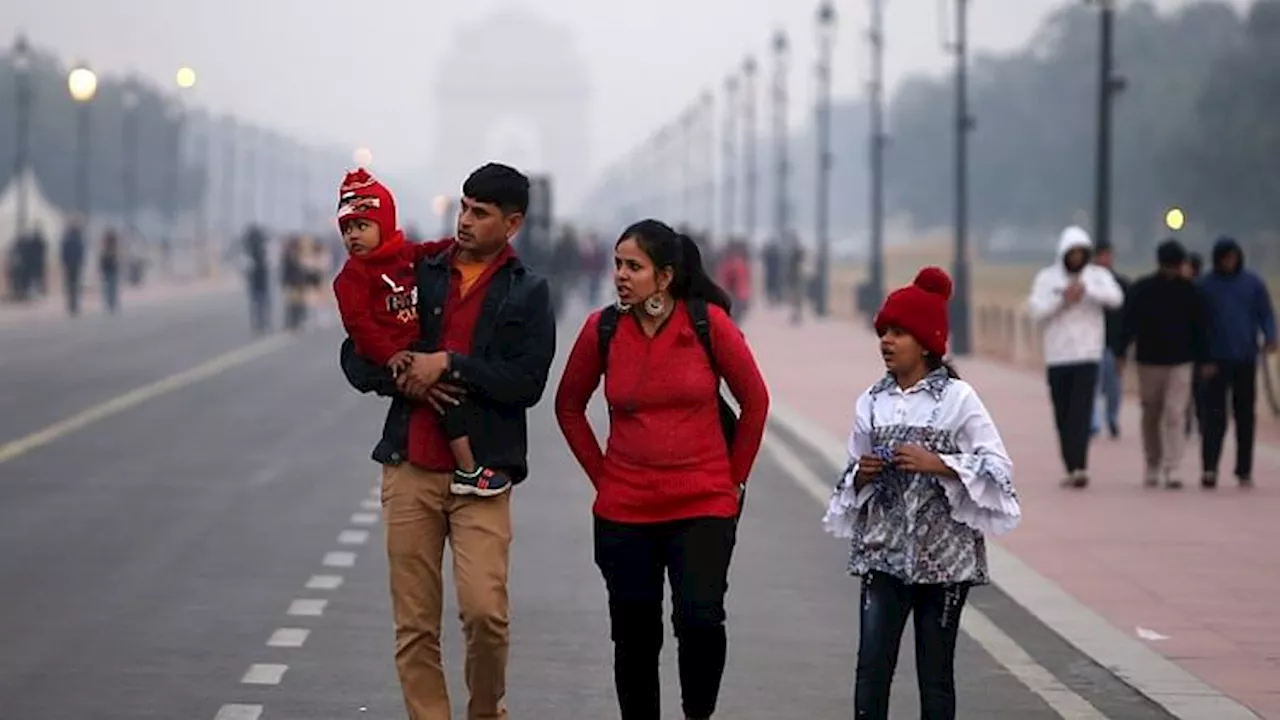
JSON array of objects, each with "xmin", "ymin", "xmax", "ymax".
[{"xmin": 339, "ymin": 244, "xmax": 556, "ymax": 483}]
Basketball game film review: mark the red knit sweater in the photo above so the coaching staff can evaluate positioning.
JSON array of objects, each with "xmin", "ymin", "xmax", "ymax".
[
  {"xmin": 554, "ymin": 301, "xmax": 770, "ymax": 523},
  {"xmin": 333, "ymin": 236, "xmax": 442, "ymax": 365}
]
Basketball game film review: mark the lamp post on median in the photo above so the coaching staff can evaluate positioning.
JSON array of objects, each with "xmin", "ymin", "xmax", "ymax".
[
  {"xmin": 67, "ymin": 64, "xmax": 98, "ymax": 223},
  {"xmin": 121, "ymin": 80, "xmax": 140, "ymax": 243},
  {"xmin": 741, "ymin": 55, "xmax": 758, "ymax": 245},
  {"xmin": 867, "ymin": 0, "xmax": 886, "ymax": 320},
  {"xmin": 771, "ymin": 29, "xmax": 790, "ymax": 252},
  {"xmin": 12, "ymin": 34, "xmax": 33, "ymax": 239},
  {"xmin": 814, "ymin": 0, "xmax": 836, "ymax": 318},
  {"xmin": 1092, "ymin": 0, "xmax": 1125, "ymax": 254},
  {"xmin": 722, "ymin": 74, "xmax": 739, "ymax": 241},
  {"xmin": 950, "ymin": 0, "xmax": 975, "ymax": 355}
]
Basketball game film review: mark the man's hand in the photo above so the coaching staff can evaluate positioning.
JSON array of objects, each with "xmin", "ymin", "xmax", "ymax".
[
  {"xmin": 893, "ymin": 445, "xmax": 950, "ymax": 476},
  {"xmin": 1063, "ymin": 282, "xmax": 1085, "ymax": 304},
  {"xmin": 425, "ymin": 382, "xmax": 466, "ymax": 415},
  {"xmin": 1264, "ymin": 341, "xmax": 1278, "ymax": 355},
  {"xmin": 1115, "ymin": 356, "xmax": 1127, "ymax": 378},
  {"xmin": 396, "ymin": 352, "xmax": 449, "ymax": 397},
  {"xmin": 1199, "ymin": 363, "xmax": 1218, "ymax": 380}
]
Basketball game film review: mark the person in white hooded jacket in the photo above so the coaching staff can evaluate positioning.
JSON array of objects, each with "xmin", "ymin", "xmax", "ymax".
[{"xmin": 1026, "ymin": 226, "xmax": 1124, "ymax": 488}]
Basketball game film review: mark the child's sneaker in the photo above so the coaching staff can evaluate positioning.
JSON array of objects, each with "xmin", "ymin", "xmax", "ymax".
[{"xmin": 451, "ymin": 467, "xmax": 511, "ymax": 497}]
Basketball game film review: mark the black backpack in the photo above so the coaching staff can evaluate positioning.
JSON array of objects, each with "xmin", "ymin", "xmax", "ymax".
[{"xmin": 596, "ymin": 298, "xmax": 739, "ymax": 448}]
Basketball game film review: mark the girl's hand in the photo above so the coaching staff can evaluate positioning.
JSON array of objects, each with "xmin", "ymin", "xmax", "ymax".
[
  {"xmin": 893, "ymin": 445, "xmax": 949, "ymax": 475},
  {"xmin": 854, "ymin": 454, "xmax": 884, "ymax": 490}
]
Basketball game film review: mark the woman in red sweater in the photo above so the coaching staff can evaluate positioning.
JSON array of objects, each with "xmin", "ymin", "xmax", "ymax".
[{"xmin": 555, "ymin": 219, "xmax": 769, "ymax": 720}]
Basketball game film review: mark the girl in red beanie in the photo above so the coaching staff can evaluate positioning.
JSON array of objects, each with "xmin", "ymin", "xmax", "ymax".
[{"xmin": 822, "ymin": 266, "xmax": 1021, "ymax": 720}]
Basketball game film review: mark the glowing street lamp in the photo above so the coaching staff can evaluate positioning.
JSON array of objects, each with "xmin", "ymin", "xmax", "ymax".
[
  {"xmin": 67, "ymin": 65, "xmax": 98, "ymax": 103},
  {"xmin": 176, "ymin": 66, "xmax": 197, "ymax": 89},
  {"xmin": 67, "ymin": 63, "xmax": 97, "ymax": 220},
  {"xmin": 1164, "ymin": 207, "xmax": 1186, "ymax": 232},
  {"xmin": 353, "ymin": 146, "xmax": 373, "ymax": 167}
]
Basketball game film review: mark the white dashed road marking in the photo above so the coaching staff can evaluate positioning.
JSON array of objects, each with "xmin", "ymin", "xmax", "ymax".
[
  {"xmin": 323, "ymin": 551, "xmax": 357, "ymax": 568},
  {"xmin": 305, "ymin": 574, "xmax": 344, "ymax": 590},
  {"xmin": 241, "ymin": 663, "xmax": 289, "ymax": 685},
  {"xmin": 0, "ymin": 335, "xmax": 291, "ymax": 466},
  {"xmin": 360, "ymin": 498, "xmax": 380, "ymax": 510},
  {"xmin": 267, "ymin": 628, "xmax": 311, "ymax": 648},
  {"xmin": 287, "ymin": 599, "xmax": 327, "ymax": 617},
  {"xmin": 350, "ymin": 512, "xmax": 379, "ymax": 525},
  {"xmin": 338, "ymin": 529, "xmax": 370, "ymax": 545},
  {"xmin": 213, "ymin": 704, "xmax": 263, "ymax": 720}
]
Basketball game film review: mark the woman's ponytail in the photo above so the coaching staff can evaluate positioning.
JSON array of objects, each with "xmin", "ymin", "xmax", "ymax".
[
  {"xmin": 676, "ymin": 233, "xmax": 734, "ymax": 314},
  {"xmin": 617, "ymin": 220, "xmax": 734, "ymax": 315}
]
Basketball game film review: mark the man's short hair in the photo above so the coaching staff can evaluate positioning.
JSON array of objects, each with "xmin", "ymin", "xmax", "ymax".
[
  {"xmin": 462, "ymin": 163, "xmax": 530, "ymax": 215},
  {"xmin": 1156, "ymin": 237, "xmax": 1187, "ymax": 268}
]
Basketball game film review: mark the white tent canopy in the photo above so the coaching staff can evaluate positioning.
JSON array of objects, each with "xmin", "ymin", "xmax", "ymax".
[{"xmin": 0, "ymin": 168, "xmax": 67, "ymax": 248}]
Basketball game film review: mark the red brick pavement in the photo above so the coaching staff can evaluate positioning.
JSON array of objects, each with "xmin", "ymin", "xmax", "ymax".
[{"xmin": 743, "ymin": 306, "xmax": 1280, "ymax": 719}]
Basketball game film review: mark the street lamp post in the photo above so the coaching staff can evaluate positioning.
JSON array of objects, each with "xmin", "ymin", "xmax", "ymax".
[
  {"xmin": 814, "ymin": 1, "xmax": 836, "ymax": 317},
  {"xmin": 722, "ymin": 75, "xmax": 739, "ymax": 240},
  {"xmin": 220, "ymin": 117, "xmax": 239, "ymax": 244},
  {"xmin": 772, "ymin": 30, "xmax": 790, "ymax": 251},
  {"xmin": 701, "ymin": 90, "xmax": 715, "ymax": 235},
  {"xmin": 12, "ymin": 34, "xmax": 33, "ymax": 240},
  {"xmin": 121, "ymin": 81, "xmax": 140, "ymax": 242},
  {"xmin": 1094, "ymin": 0, "xmax": 1124, "ymax": 253},
  {"xmin": 741, "ymin": 55, "xmax": 758, "ymax": 244},
  {"xmin": 67, "ymin": 64, "xmax": 98, "ymax": 223},
  {"xmin": 868, "ymin": 0, "xmax": 886, "ymax": 319},
  {"xmin": 681, "ymin": 106, "xmax": 695, "ymax": 229},
  {"xmin": 951, "ymin": 0, "xmax": 975, "ymax": 355},
  {"xmin": 163, "ymin": 98, "xmax": 183, "ymax": 277}
]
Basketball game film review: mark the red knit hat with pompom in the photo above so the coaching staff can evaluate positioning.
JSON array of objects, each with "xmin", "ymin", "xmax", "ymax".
[{"xmin": 873, "ymin": 266, "xmax": 953, "ymax": 358}]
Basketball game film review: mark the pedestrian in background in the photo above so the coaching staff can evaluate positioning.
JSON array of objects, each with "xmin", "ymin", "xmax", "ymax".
[
  {"xmin": 1117, "ymin": 239, "xmax": 1207, "ymax": 489},
  {"xmin": 1091, "ymin": 242, "xmax": 1129, "ymax": 439},
  {"xmin": 824, "ymin": 266, "xmax": 1020, "ymax": 720},
  {"xmin": 555, "ymin": 219, "xmax": 769, "ymax": 720},
  {"xmin": 1197, "ymin": 237, "xmax": 1277, "ymax": 488},
  {"xmin": 99, "ymin": 229, "xmax": 121, "ymax": 314},
  {"xmin": 1026, "ymin": 226, "xmax": 1124, "ymax": 488}
]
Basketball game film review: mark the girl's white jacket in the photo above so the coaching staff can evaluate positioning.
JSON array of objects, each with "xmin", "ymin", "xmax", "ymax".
[{"xmin": 1026, "ymin": 227, "xmax": 1124, "ymax": 367}]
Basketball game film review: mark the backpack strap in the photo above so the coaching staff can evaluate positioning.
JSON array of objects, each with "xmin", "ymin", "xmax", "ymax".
[
  {"xmin": 687, "ymin": 298, "xmax": 719, "ymax": 376},
  {"xmin": 597, "ymin": 305, "xmax": 621, "ymax": 370}
]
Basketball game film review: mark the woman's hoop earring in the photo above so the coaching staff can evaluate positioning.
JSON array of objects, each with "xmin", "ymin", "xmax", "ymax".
[{"xmin": 643, "ymin": 294, "xmax": 666, "ymax": 317}]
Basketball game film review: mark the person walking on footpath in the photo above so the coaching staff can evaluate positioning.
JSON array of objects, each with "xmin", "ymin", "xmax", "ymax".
[
  {"xmin": 1183, "ymin": 251, "xmax": 1207, "ymax": 437},
  {"xmin": 1116, "ymin": 239, "xmax": 1207, "ymax": 489},
  {"xmin": 1197, "ymin": 236, "xmax": 1277, "ymax": 488},
  {"xmin": 339, "ymin": 163, "xmax": 556, "ymax": 720},
  {"xmin": 1091, "ymin": 243, "xmax": 1129, "ymax": 439},
  {"xmin": 1026, "ymin": 226, "xmax": 1124, "ymax": 488},
  {"xmin": 99, "ymin": 229, "xmax": 122, "ymax": 314},
  {"xmin": 823, "ymin": 267, "xmax": 1021, "ymax": 720},
  {"xmin": 59, "ymin": 219, "xmax": 86, "ymax": 316},
  {"xmin": 554, "ymin": 219, "xmax": 770, "ymax": 720}
]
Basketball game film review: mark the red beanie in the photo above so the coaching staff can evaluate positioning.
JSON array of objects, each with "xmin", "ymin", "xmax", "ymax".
[
  {"xmin": 873, "ymin": 266, "xmax": 953, "ymax": 358},
  {"xmin": 337, "ymin": 168, "xmax": 398, "ymax": 236}
]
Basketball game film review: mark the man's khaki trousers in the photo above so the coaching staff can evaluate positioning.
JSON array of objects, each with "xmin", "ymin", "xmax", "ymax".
[{"xmin": 382, "ymin": 462, "xmax": 511, "ymax": 720}]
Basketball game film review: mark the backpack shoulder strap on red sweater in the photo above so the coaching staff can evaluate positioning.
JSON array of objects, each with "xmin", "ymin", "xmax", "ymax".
[{"xmin": 597, "ymin": 305, "xmax": 620, "ymax": 370}]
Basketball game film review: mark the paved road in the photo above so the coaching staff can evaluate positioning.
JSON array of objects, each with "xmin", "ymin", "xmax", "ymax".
[{"xmin": 0, "ymin": 290, "xmax": 1173, "ymax": 718}]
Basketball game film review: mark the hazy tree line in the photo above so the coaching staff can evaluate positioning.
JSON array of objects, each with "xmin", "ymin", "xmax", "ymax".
[{"xmin": 883, "ymin": 0, "xmax": 1280, "ymax": 255}]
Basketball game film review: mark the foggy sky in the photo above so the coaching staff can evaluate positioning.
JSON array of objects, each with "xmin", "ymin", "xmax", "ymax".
[{"xmin": 7, "ymin": 0, "xmax": 1250, "ymax": 192}]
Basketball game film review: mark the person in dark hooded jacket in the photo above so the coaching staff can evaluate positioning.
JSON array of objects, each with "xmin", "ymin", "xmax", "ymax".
[{"xmin": 1196, "ymin": 237, "xmax": 1277, "ymax": 488}]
